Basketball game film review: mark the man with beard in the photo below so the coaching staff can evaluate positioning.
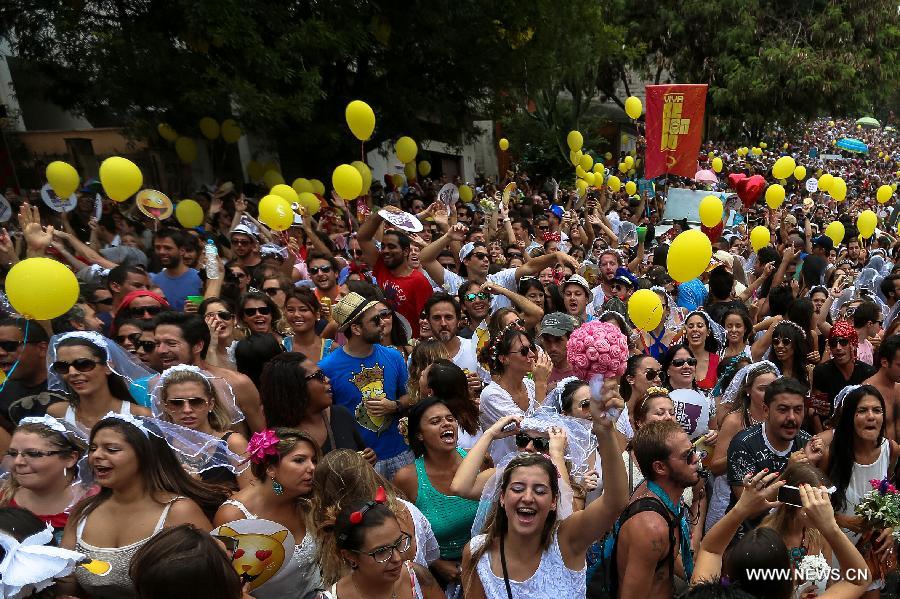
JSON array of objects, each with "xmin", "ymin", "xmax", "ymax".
[
  {"xmin": 591, "ymin": 249, "xmax": 624, "ymax": 307},
  {"xmin": 0, "ymin": 318, "xmax": 50, "ymax": 427},
  {"xmin": 151, "ymin": 312, "xmax": 265, "ymax": 435},
  {"xmin": 229, "ymin": 221, "xmax": 263, "ymax": 279},
  {"xmin": 538, "ymin": 312, "xmax": 576, "ymax": 388},
  {"xmin": 424, "ymin": 292, "xmax": 489, "ymax": 391},
  {"xmin": 864, "ymin": 334, "xmax": 900, "ymax": 441},
  {"xmin": 150, "ymin": 229, "xmax": 202, "ymax": 312},
  {"xmin": 846, "ymin": 238, "xmax": 866, "ymax": 269},
  {"xmin": 320, "ymin": 292, "xmax": 413, "ymax": 479},
  {"xmin": 358, "ymin": 210, "xmax": 432, "ymax": 338},
  {"xmin": 811, "ymin": 320, "xmax": 875, "ymax": 431},
  {"xmin": 609, "ymin": 420, "xmax": 701, "ymax": 599},
  {"xmin": 727, "ymin": 377, "xmax": 814, "ymax": 530}
]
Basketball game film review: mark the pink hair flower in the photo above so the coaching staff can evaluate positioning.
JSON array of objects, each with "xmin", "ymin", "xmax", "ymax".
[{"xmin": 247, "ymin": 429, "xmax": 280, "ymax": 464}]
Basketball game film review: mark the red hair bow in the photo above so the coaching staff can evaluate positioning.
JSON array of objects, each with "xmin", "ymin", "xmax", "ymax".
[{"xmin": 349, "ymin": 486, "xmax": 387, "ymax": 525}]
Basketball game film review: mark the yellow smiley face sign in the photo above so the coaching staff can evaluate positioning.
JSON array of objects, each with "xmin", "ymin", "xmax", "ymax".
[{"xmin": 135, "ymin": 189, "xmax": 173, "ymax": 221}]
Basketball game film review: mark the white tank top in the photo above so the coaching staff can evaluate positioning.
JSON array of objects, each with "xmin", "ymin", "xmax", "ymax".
[{"xmin": 64, "ymin": 400, "xmax": 131, "ymax": 426}]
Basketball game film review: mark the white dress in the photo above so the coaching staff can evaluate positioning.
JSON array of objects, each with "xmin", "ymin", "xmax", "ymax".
[
  {"xmin": 398, "ymin": 498, "xmax": 440, "ymax": 566},
  {"xmin": 479, "ymin": 378, "xmax": 538, "ymax": 464},
  {"xmin": 470, "ymin": 530, "xmax": 585, "ymax": 598}
]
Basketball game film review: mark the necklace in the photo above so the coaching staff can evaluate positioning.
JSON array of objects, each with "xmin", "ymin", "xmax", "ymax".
[{"xmin": 350, "ymin": 572, "xmax": 397, "ymax": 599}]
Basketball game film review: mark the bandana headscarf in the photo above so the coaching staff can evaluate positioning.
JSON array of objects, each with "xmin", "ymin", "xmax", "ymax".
[
  {"xmin": 828, "ymin": 319, "xmax": 858, "ymax": 347},
  {"xmin": 542, "ymin": 230, "xmax": 561, "ymax": 243}
]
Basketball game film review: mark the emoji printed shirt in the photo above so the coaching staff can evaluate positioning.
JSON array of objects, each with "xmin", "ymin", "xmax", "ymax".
[{"xmin": 320, "ymin": 344, "xmax": 409, "ymax": 460}]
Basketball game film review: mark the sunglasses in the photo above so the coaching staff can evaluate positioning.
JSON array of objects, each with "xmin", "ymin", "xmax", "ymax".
[
  {"xmin": 464, "ymin": 292, "xmax": 489, "ymax": 302},
  {"xmin": 51, "ymin": 358, "xmax": 101, "ymax": 375},
  {"xmin": 128, "ymin": 305, "xmax": 162, "ymax": 318},
  {"xmin": 514, "ymin": 345, "xmax": 535, "ymax": 357},
  {"xmin": 470, "ymin": 252, "xmax": 489, "ymax": 261},
  {"xmin": 772, "ymin": 336, "xmax": 792, "ymax": 347},
  {"xmin": 230, "ymin": 271, "xmax": 248, "ymax": 279},
  {"xmin": 115, "ymin": 332, "xmax": 142, "ymax": 345},
  {"xmin": 644, "ymin": 368, "xmax": 661, "ymax": 381},
  {"xmin": 671, "ymin": 357, "xmax": 697, "ymax": 367},
  {"xmin": 305, "ymin": 370, "xmax": 328, "ymax": 383},
  {"xmin": 207, "ymin": 310, "xmax": 233, "ymax": 321},
  {"xmin": 828, "ymin": 337, "xmax": 851, "ymax": 348},
  {"xmin": 676, "ymin": 447, "xmax": 699, "ymax": 464},
  {"xmin": 231, "ymin": 238, "xmax": 252, "ymax": 246},
  {"xmin": 579, "ymin": 399, "xmax": 591, "ymax": 410},
  {"xmin": 134, "ymin": 340, "xmax": 157, "ymax": 353},
  {"xmin": 370, "ymin": 309, "xmax": 392, "ymax": 325},
  {"xmin": 92, "ymin": 297, "xmax": 114, "ymax": 306},
  {"xmin": 0, "ymin": 340, "xmax": 22, "ymax": 353},
  {"xmin": 163, "ymin": 397, "xmax": 209, "ymax": 411},
  {"xmin": 507, "ymin": 252, "xmax": 523, "ymax": 259},
  {"xmin": 515, "ymin": 433, "xmax": 550, "ymax": 452},
  {"xmin": 243, "ymin": 306, "xmax": 272, "ymax": 317},
  {"xmin": 263, "ymin": 287, "xmax": 282, "ymax": 297},
  {"xmin": 309, "ymin": 265, "xmax": 333, "ymax": 275},
  {"xmin": 5, "ymin": 449, "xmax": 67, "ymax": 460}
]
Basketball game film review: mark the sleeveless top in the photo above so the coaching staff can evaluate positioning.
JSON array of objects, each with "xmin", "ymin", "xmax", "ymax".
[
  {"xmin": 696, "ymin": 352, "xmax": 720, "ymax": 391},
  {"xmin": 470, "ymin": 530, "xmax": 585, "ymax": 598},
  {"xmin": 74, "ymin": 496, "xmax": 182, "ymax": 598},
  {"xmin": 200, "ymin": 432, "xmax": 239, "ymax": 489},
  {"xmin": 220, "ymin": 498, "xmax": 322, "ymax": 598},
  {"xmin": 326, "ymin": 561, "xmax": 423, "ymax": 598},
  {"xmin": 65, "ymin": 400, "xmax": 132, "ymax": 426},
  {"xmin": 413, "ymin": 449, "xmax": 480, "ymax": 560}
]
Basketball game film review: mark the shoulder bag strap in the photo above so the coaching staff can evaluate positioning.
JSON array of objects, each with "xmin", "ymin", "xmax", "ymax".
[{"xmin": 499, "ymin": 535, "xmax": 514, "ymax": 599}]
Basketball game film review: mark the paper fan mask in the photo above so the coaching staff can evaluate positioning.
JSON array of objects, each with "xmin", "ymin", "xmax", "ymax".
[
  {"xmin": 213, "ymin": 519, "xmax": 295, "ymax": 592},
  {"xmin": 136, "ymin": 189, "xmax": 173, "ymax": 221},
  {"xmin": 377, "ymin": 209, "xmax": 423, "ymax": 232}
]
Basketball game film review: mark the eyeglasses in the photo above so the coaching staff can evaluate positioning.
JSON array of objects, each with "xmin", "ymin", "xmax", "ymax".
[
  {"xmin": 163, "ymin": 397, "xmax": 210, "ymax": 411},
  {"xmin": 828, "ymin": 337, "xmax": 851, "ymax": 348},
  {"xmin": 309, "ymin": 265, "xmax": 333, "ymax": 275},
  {"xmin": 771, "ymin": 336, "xmax": 792, "ymax": 347},
  {"xmin": 354, "ymin": 533, "xmax": 412, "ymax": 564},
  {"xmin": 92, "ymin": 297, "xmax": 114, "ymax": 306},
  {"xmin": 0, "ymin": 340, "xmax": 23, "ymax": 353},
  {"xmin": 470, "ymin": 252, "xmax": 489, "ymax": 261},
  {"xmin": 304, "ymin": 370, "xmax": 328, "ymax": 383},
  {"xmin": 514, "ymin": 345, "xmax": 535, "ymax": 357},
  {"xmin": 370, "ymin": 310, "xmax": 392, "ymax": 325},
  {"xmin": 51, "ymin": 358, "xmax": 101, "ymax": 375},
  {"xmin": 671, "ymin": 358, "xmax": 697, "ymax": 368},
  {"xmin": 464, "ymin": 292, "xmax": 490, "ymax": 302},
  {"xmin": 5, "ymin": 449, "xmax": 67, "ymax": 460},
  {"xmin": 515, "ymin": 433, "xmax": 550, "ymax": 452},
  {"xmin": 243, "ymin": 306, "xmax": 272, "ymax": 317},
  {"xmin": 644, "ymin": 368, "xmax": 661, "ymax": 381},
  {"xmin": 207, "ymin": 310, "xmax": 233, "ymax": 321},
  {"xmin": 263, "ymin": 287, "xmax": 282, "ymax": 297},
  {"xmin": 128, "ymin": 305, "xmax": 162, "ymax": 318}
]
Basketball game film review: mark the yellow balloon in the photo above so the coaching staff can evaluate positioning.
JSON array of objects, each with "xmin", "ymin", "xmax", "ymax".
[
  {"xmin": 247, "ymin": 160, "xmax": 263, "ymax": 182},
  {"xmin": 404, "ymin": 162, "xmax": 417, "ymax": 181},
  {"xmin": 6, "ymin": 258, "xmax": 79, "ymax": 320},
  {"xmin": 417, "ymin": 160, "xmax": 432, "ymax": 177},
  {"xmin": 784, "ymin": 143, "xmax": 789, "ymax": 150},
  {"xmin": 793, "ymin": 166, "xmax": 806, "ymax": 180},
  {"xmin": 395, "ymin": 136, "xmax": 418, "ymax": 164},
  {"xmin": 667, "ymin": 230, "xmax": 712, "ymax": 282},
  {"xmin": 618, "ymin": 162, "xmax": 628, "ymax": 174},
  {"xmin": 263, "ymin": 170, "xmax": 284, "ymax": 188},
  {"xmin": 258, "ymin": 194, "xmax": 293, "ymax": 231},
  {"xmin": 751, "ymin": 147, "xmax": 762, "ymax": 156},
  {"xmin": 625, "ymin": 181, "xmax": 637, "ymax": 196},
  {"xmin": 157, "ymin": 123, "xmax": 178, "ymax": 142},
  {"xmin": 624, "ymin": 155, "xmax": 634, "ymax": 168},
  {"xmin": 580, "ymin": 154, "xmax": 593, "ymax": 171},
  {"xmin": 292, "ymin": 177, "xmax": 313, "ymax": 195},
  {"xmin": 345, "ymin": 100, "xmax": 376, "ymax": 141},
  {"xmin": 624, "ymin": 96, "xmax": 643, "ymax": 120},
  {"xmin": 604, "ymin": 152, "xmax": 612, "ymax": 160},
  {"xmin": 607, "ymin": 175, "xmax": 622, "ymax": 192},
  {"xmin": 499, "ymin": 138, "xmax": 509, "ymax": 151},
  {"xmin": 99, "ymin": 157, "xmax": 143, "ymax": 202},
  {"xmin": 271, "ymin": 183, "xmax": 299, "ymax": 204},
  {"xmin": 877, "ymin": 184, "xmax": 893, "ymax": 204},
  {"xmin": 175, "ymin": 137, "xmax": 197, "ymax": 163},
  {"xmin": 818, "ymin": 173, "xmax": 833, "ymax": 193},
  {"xmin": 593, "ymin": 163, "xmax": 605, "ymax": 176},
  {"xmin": 310, "ymin": 179, "xmax": 325, "ymax": 196},
  {"xmin": 857, "ymin": 210, "xmax": 878, "ymax": 238},
  {"xmin": 765, "ymin": 184, "xmax": 785, "ymax": 209},
  {"xmin": 199, "ymin": 117, "xmax": 220, "ymax": 140},
  {"xmin": 566, "ymin": 130, "xmax": 583, "ymax": 152},
  {"xmin": 760, "ymin": 142, "xmax": 768, "ymax": 149},
  {"xmin": 582, "ymin": 172, "xmax": 595, "ymax": 186},
  {"xmin": 825, "ymin": 221, "xmax": 845, "ymax": 246},
  {"xmin": 830, "ymin": 177, "xmax": 847, "ymax": 201},
  {"xmin": 46, "ymin": 161, "xmax": 80, "ymax": 199},
  {"xmin": 459, "ymin": 185, "xmax": 473, "ymax": 202},
  {"xmin": 711, "ymin": 157, "xmax": 723, "ymax": 173},
  {"xmin": 220, "ymin": 119, "xmax": 242, "ymax": 143},
  {"xmin": 575, "ymin": 178, "xmax": 588, "ymax": 197},
  {"xmin": 628, "ymin": 289, "xmax": 663, "ymax": 331},
  {"xmin": 391, "ymin": 173, "xmax": 405, "ymax": 188},
  {"xmin": 575, "ymin": 166, "xmax": 587, "ymax": 180},
  {"xmin": 698, "ymin": 195, "xmax": 723, "ymax": 227},
  {"xmin": 750, "ymin": 226, "xmax": 770, "ymax": 252},
  {"xmin": 175, "ymin": 199, "xmax": 204, "ymax": 228},
  {"xmin": 772, "ymin": 156, "xmax": 796, "ymax": 179},
  {"xmin": 708, "ymin": 151, "xmax": 715, "ymax": 159},
  {"xmin": 352, "ymin": 161, "xmax": 373, "ymax": 193},
  {"xmin": 297, "ymin": 192, "xmax": 321, "ymax": 215},
  {"xmin": 333, "ymin": 164, "xmax": 364, "ymax": 200}
]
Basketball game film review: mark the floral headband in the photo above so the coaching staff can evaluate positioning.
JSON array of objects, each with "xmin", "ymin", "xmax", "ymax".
[
  {"xmin": 489, "ymin": 320, "xmax": 527, "ymax": 364},
  {"xmin": 638, "ymin": 387, "xmax": 671, "ymax": 415},
  {"xmin": 776, "ymin": 319, "xmax": 807, "ymax": 339},
  {"xmin": 247, "ymin": 429, "xmax": 280, "ymax": 464},
  {"xmin": 542, "ymin": 231, "xmax": 561, "ymax": 243}
]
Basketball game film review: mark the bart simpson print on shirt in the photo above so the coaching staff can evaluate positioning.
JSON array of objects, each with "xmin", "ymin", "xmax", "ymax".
[{"xmin": 352, "ymin": 364, "xmax": 390, "ymax": 434}]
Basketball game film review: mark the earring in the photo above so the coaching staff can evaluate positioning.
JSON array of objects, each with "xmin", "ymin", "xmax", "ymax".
[
  {"xmin": 271, "ymin": 477, "xmax": 284, "ymax": 495},
  {"xmin": 347, "ymin": 560, "xmax": 358, "ymax": 569},
  {"xmin": 62, "ymin": 467, "xmax": 67, "ymax": 478}
]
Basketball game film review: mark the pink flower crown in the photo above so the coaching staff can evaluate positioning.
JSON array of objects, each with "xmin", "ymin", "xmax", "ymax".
[{"xmin": 247, "ymin": 429, "xmax": 280, "ymax": 464}]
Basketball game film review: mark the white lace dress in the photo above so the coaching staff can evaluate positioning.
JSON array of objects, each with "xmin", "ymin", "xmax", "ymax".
[{"xmin": 469, "ymin": 530, "xmax": 585, "ymax": 598}]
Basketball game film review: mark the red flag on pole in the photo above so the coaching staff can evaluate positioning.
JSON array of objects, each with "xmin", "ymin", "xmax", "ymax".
[{"xmin": 644, "ymin": 84, "xmax": 708, "ymax": 179}]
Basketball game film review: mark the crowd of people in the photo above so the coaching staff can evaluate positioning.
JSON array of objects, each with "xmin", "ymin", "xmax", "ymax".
[{"xmin": 0, "ymin": 116, "xmax": 897, "ymax": 598}]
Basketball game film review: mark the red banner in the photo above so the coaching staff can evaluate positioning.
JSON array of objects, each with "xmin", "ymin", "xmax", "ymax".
[{"xmin": 644, "ymin": 84, "xmax": 707, "ymax": 179}]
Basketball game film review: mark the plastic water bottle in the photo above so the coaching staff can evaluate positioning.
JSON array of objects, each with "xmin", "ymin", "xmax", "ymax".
[{"xmin": 205, "ymin": 239, "xmax": 220, "ymax": 279}]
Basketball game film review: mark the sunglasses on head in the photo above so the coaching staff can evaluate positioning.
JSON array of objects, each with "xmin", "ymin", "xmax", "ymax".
[
  {"xmin": 51, "ymin": 358, "xmax": 101, "ymax": 375},
  {"xmin": 243, "ymin": 306, "xmax": 272, "ymax": 317},
  {"xmin": 0, "ymin": 340, "xmax": 22, "ymax": 353},
  {"xmin": 207, "ymin": 310, "xmax": 233, "ymax": 321},
  {"xmin": 128, "ymin": 305, "xmax": 162, "ymax": 318},
  {"xmin": 671, "ymin": 357, "xmax": 697, "ymax": 367},
  {"xmin": 163, "ymin": 397, "xmax": 209, "ymax": 411},
  {"xmin": 309, "ymin": 265, "xmax": 333, "ymax": 275},
  {"xmin": 828, "ymin": 337, "xmax": 851, "ymax": 348},
  {"xmin": 263, "ymin": 287, "xmax": 282, "ymax": 297},
  {"xmin": 515, "ymin": 433, "xmax": 550, "ymax": 452},
  {"xmin": 465, "ymin": 291, "xmax": 489, "ymax": 302}
]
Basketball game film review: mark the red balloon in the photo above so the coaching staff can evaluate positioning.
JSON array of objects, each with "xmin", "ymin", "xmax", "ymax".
[
  {"xmin": 727, "ymin": 173, "xmax": 747, "ymax": 190},
  {"xmin": 736, "ymin": 175, "xmax": 766, "ymax": 209},
  {"xmin": 701, "ymin": 220, "xmax": 724, "ymax": 243}
]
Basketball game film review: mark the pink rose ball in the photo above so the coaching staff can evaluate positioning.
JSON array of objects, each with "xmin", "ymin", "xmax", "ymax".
[{"xmin": 567, "ymin": 320, "xmax": 628, "ymax": 379}]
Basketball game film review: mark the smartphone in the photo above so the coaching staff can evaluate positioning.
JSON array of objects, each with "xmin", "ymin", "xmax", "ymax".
[{"xmin": 777, "ymin": 485, "xmax": 803, "ymax": 507}]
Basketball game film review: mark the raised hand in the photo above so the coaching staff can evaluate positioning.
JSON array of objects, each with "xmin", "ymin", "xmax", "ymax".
[
  {"xmin": 590, "ymin": 379, "xmax": 625, "ymax": 429},
  {"xmin": 19, "ymin": 203, "xmax": 53, "ymax": 255}
]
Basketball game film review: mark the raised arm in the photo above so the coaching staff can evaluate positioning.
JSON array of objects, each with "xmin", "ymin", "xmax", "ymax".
[
  {"xmin": 515, "ymin": 250, "xmax": 580, "ymax": 281},
  {"xmin": 356, "ymin": 207, "xmax": 389, "ymax": 269},
  {"xmin": 420, "ymin": 223, "xmax": 467, "ymax": 286},
  {"xmin": 449, "ymin": 415, "xmax": 521, "ymax": 499},
  {"xmin": 481, "ymin": 280, "xmax": 544, "ymax": 331}
]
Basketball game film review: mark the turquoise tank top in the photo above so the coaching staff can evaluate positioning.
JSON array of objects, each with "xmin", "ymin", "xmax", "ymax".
[{"xmin": 414, "ymin": 449, "xmax": 480, "ymax": 560}]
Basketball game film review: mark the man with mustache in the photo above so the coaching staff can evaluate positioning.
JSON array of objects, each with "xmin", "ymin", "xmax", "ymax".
[
  {"xmin": 150, "ymin": 228, "xmax": 202, "ymax": 312},
  {"xmin": 811, "ymin": 320, "xmax": 875, "ymax": 432}
]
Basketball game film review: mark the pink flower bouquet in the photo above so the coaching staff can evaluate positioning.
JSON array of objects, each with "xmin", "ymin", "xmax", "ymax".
[{"xmin": 566, "ymin": 320, "xmax": 629, "ymax": 380}]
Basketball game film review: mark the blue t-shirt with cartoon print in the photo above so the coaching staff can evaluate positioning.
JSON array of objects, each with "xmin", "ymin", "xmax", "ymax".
[{"xmin": 319, "ymin": 344, "xmax": 409, "ymax": 461}]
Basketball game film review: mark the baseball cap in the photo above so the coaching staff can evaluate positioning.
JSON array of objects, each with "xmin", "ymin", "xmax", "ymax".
[
  {"xmin": 562, "ymin": 274, "xmax": 592, "ymax": 296},
  {"xmin": 539, "ymin": 312, "xmax": 576, "ymax": 337},
  {"xmin": 813, "ymin": 235, "xmax": 834, "ymax": 252},
  {"xmin": 332, "ymin": 292, "xmax": 380, "ymax": 332},
  {"xmin": 459, "ymin": 242, "xmax": 476, "ymax": 262}
]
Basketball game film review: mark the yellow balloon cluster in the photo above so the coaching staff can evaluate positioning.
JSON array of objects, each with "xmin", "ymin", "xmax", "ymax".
[
  {"xmin": 667, "ymin": 230, "xmax": 712, "ymax": 282},
  {"xmin": 99, "ymin": 157, "xmax": 143, "ymax": 202},
  {"xmin": 46, "ymin": 161, "xmax": 80, "ymax": 199},
  {"xmin": 628, "ymin": 289, "xmax": 663, "ymax": 331}
]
